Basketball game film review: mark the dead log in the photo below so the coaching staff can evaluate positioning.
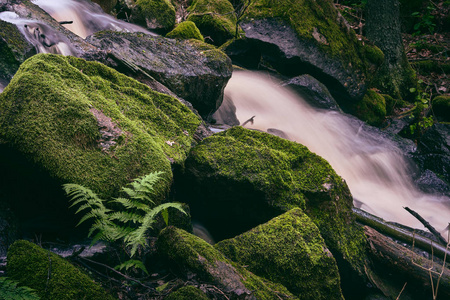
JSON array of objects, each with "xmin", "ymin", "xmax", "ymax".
[
  {"xmin": 354, "ymin": 207, "xmax": 450, "ymax": 261},
  {"xmin": 365, "ymin": 226, "xmax": 450, "ymax": 299}
]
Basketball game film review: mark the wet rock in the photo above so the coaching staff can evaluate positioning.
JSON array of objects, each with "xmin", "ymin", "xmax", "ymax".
[
  {"xmin": 415, "ymin": 169, "xmax": 449, "ymax": 196},
  {"xmin": 0, "ymin": 19, "xmax": 36, "ymax": 83},
  {"xmin": 0, "ymin": 54, "xmax": 202, "ymax": 201},
  {"xmin": 176, "ymin": 126, "xmax": 367, "ymax": 277},
  {"xmin": 414, "ymin": 123, "xmax": 450, "ymax": 181},
  {"xmin": 223, "ymin": 0, "xmax": 383, "ymax": 105},
  {"xmin": 86, "ymin": 31, "xmax": 232, "ymax": 118},
  {"xmin": 215, "ymin": 208, "xmax": 344, "ymax": 300},
  {"xmin": 282, "ymin": 74, "xmax": 341, "ymax": 111},
  {"xmin": 7, "ymin": 240, "xmax": 115, "ymax": 299},
  {"xmin": 157, "ymin": 226, "xmax": 297, "ymax": 299}
]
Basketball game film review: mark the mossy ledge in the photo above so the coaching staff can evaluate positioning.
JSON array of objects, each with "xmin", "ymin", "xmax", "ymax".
[
  {"xmin": 178, "ymin": 126, "xmax": 366, "ymax": 275},
  {"xmin": 0, "ymin": 53, "xmax": 201, "ymax": 199},
  {"xmin": 157, "ymin": 226, "xmax": 298, "ymax": 299},
  {"xmin": 166, "ymin": 21, "xmax": 205, "ymax": 41},
  {"xmin": 187, "ymin": 0, "xmax": 237, "ymax": 46},
  {"xmin": 354, "ymin": 90, "xmax": 387, "ymax": 126},
  {"xmin": 7, "ymin": 240, "xmax": 115, "ymax": 300},
  {"xmin": 215, "ymin": 208, "xmax": 344, "ymax": 300}
]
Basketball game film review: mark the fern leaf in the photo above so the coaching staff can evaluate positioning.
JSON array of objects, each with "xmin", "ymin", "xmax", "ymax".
[
  {"xmin": 0, "ymin": 277, "xmax": 40, "ymax": 300},
  {"xmin": 114, "ymin": 259, "xmax": 149, "ymax": 275},
  {"xmin": 112, "ymin": 197, "xmax": 149, "ymax": 212},
  {"xmin": 109, "ymin": 211, "xmax": 145, "ymax": 224}
]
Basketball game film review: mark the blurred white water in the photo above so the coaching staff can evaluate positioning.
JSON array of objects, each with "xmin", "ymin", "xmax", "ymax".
[
  {"xmin": 220, "ymin": 70, "xmax": 450, "ymax": 235},
  {"xmin": 32, "ymin": 0, "xmax": 154, "ymax": 38}
]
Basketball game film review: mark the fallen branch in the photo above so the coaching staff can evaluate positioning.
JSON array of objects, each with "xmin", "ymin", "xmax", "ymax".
[{"xmin": 404, "ymin": 206, "xmax": 447, "ymax": 246}]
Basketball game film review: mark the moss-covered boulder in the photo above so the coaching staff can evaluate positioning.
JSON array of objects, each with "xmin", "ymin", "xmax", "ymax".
[
  {"xmin": 176, "ymin": 126, "xmax": 366, "ymax": 275},
  {"xmin": 0, "ymin": 54, "xmax": 201, "ymax": 200},
  {"xmin": 157, "ymin": 226, "xmax": 298, "ymax": 299},
  {"xmin": 432, "ymin": 95, "xmax": 450, "ymax": 122},
  {"xmin": 7, "ymin": 240, "xmax": 115, "ymax": 299},
  {"xmin": 354, "ymin": 90, "xmax": 387, "ymax": 126},
  {"xmin": 215, "ymin": 208, "xmax": 344, "ymax": 299},
  {"xmin": 224, "ymin": 0, "xmax": 382, "ymax": 104},
  {"xmin": 86, "ymin": 31, "xmax": 232, "ymax": 118},
  {"xmin": 134, "ymin": 0, "xmax": 176, "ymax": 31},
  {"xmin": 165, "ymin": 286, "xmax": 209, "ymax": 300},
  {"xmin": 187, "ymin": 0, "xmax": 237, "ymax": 46},
  {"xmin": 0, "ymin": 19, "xmax": 36, "ymax": 84},
  {"xmin": 166, "ymin": 21, "xmax": 204, "ymax": 41}
]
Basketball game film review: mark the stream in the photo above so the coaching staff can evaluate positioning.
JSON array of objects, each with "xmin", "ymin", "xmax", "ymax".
[
  {"xmin": 218, "ymin": 71, "xmax": 450, "ymax": 236},
  {"xmin": 1, "ymin": 0, "xmax": 448, "ymax": 238}
]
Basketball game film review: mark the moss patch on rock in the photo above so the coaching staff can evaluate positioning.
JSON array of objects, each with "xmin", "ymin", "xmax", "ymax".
[
  {"xmin": 0, "ymin": 54, "xmax": 201, "ymax": 199},
  {"xmin": 157, "ymin": 226, "xmax": 297, "ymax": 299},
  {"xmin": 242, "ymin": 0, "xmax": 373, "ymax": 80},
  {"xmin": 215, "ymin": 208, "xmax": 344, "ymax": 299},
  {"xmin": 7, "ymin": 240, "xmax": 115, "ymax": 300},
  {"xmin": 179, "ymin": 126, "xmax": 366, "ymax": 275},
  {"xmin": 136, "ymin": 0, "xmax": 176, "ymax": 31},
  {"xmin": 354, "ymin": 90, "xmax": 387, "ymax": 126},
  {"xmin": 432, "ymin": 95, "xmax": 450, "ymax": 122},
  {"xmin": 187, "ymin": 0, "xmax": 237, "ymax": 45},
  {"xmin": 0, "ymin": 20, "xmax": 36, "ymax": 81},
  {"xmin": 166, "ymin": 21, "xmax": 204, "ymax": 41}
]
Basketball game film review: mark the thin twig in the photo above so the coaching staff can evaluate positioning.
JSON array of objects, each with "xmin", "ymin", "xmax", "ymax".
[
  {"xmin": 404, "ymin": 206, "xmax": 447, "ymax": 246},
  {"xmin": 396, "ymin": 282, "xmax": 407, "ymax": 300}
]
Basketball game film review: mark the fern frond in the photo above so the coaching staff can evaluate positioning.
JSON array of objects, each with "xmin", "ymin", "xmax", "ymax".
[
  {"xmin": 0, "ymin": 277, "xmax": 40, "ymax": 300},
  {"xmin": 114, "ymin": 259, "xmax": 149, "ymax": 275},
  {"xmin": 127, "ymin": 202, "xmax": 186, "ymax": 257},
  {"xmin": 112, "ymin": 197, "xmax": 149, "ymax": 212},
  {"xmin": 109, "ymin": 211, "xmax": 145, "ymax": 224},
  {"xmin": 121, "ymin": 172, "xmax": 164, "ymax": 205}
]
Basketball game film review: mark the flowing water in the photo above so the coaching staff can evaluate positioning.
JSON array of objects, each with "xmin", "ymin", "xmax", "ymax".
[
  {"xmin": 32, "ymin": 0, "xmax": 154, "ymax": 39},
  {"xmin": 218, "ymin": 71, "xmax": 450, "ymax": 236}
]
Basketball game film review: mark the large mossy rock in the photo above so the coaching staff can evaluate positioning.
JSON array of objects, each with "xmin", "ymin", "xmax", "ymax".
[
  {"xmin": 215, "ymin": 208, "xmax": 344, "ymax": 300},
  {"xmin": 134, "ymin": 0, "xmax": 176, "ymax": 31},
  {"xmin": 0, "ymin": 19, "xmax": 36, "ymax": 83},
  {"xmin": 157, "ymin": 226, "xmax": 297, "ymax": 299},
  {"xmin": 176, "ymin": 126, "xmax": 366, "ymax": 275},
  {"xmin": 187, "ymin": 0, "xmax": 237, "ymax": 46},
  {"xmin": 7, "ymin": 240, "xmax": 115, "ymax": 300},
  {"xmin": 224, "ymin": 0, "xmax": 383, "ymax": 105},
  {"xmin": 0, "ymin": 54, "xmax": 201, "ymax": 200},
  {"xmin": 86, "ymin": 31, "xmax": 232, "ymax": 118}
]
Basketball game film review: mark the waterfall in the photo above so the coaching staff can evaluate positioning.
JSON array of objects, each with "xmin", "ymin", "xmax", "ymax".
[
  {"xmin": 0, "ymin": 11, "xmax": 77, "ymax": 56},
  {"xmin": 32, "ymin": 0, "xmax": 154, "ymax": 39},
  {"xmin": 218, "ymin": 70, "xmax": 450, "ymax": 235}
]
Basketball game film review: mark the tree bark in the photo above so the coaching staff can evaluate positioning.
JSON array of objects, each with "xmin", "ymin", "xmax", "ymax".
[
  {"xmin": 365, "ymin": 226, "xmax": 450, "ymax": 299},
  {"xmin": 366, "ymin": 0, "xmax": 417, "ymax": 101}
]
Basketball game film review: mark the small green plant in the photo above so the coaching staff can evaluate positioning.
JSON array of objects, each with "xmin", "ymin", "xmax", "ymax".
[
  {"xmin": 0, "ymin": 277, "xmax": 40, "ymax": 300},
  {"xmin": 63, "ymin": 171, "xmax": 186, "ymax": 274},
  {"xmin": 411, "ymin": 4, "xmax": 436, "ymax": 35},
  {"xmin": 409, "ymin": 80, "xmax": 434, "ymax": 136}
]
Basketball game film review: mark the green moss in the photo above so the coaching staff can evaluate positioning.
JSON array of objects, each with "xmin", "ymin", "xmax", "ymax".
[
  {"xmin": 242, "ymin": 0, "xmax": 373, "ymax": 76},
  {"xmin": 187, "ymin": 0, "xmax": 237, "ymax": 45},
  {"xmin": 166, "ymin": 21, "xmax": 204, "ymax": 41},
  {"xmin": 165, "ymin": 286, "xmax": 209, "ymax": 300},
  {"xmin": 91, "ymin": 0, "xmax": 117, "ymax": 13},
  {"xmin": 136, "ymin": 0, "xmax": 176, "ymax": 30},
  {"xmin": 157, "ymin": 226, "xmax": 297, "ymax": 299},
  {"xmin": 7, "ymin": 240, "xmax": 115, "ymax": 300},
  {"xmin": 354, "ymin": 90, "xmax": 387, "ymax": 126},
  {"xmin": 215, "ymin": 208, "xmax": 344, "ymax": 299},
  {"xmin": 0, "ymin": 54, "xmax": 201, "ymax": 200},
  {"xmin": 363, "ymin": 44, "xmax": 385, "ymax": 66},
  {"xmin": 412, "ymin": 60, "xmax": 450, "ymax": 75},
  {"xmin": 432, "ymin": 95, "xmax": 450, "ymax": 122},
  {"xmin": 184, "ymin": 126, "xmax": 367, "ymax": 275},
  {"xmin": 0, "ymin": 20, "xmax": 35, "ymax": 81}
]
